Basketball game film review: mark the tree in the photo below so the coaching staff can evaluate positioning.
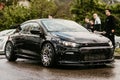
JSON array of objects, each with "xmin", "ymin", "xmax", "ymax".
[
  {"xmin": 0, "ymin": 0, "xmax": 17, "ymax": 6},
  {"xmin": 71, "ymin": 0, "xmax": 105, "ymax": 23},
  {"xmin": 0, "ymin": 0, "xmax": 57, "ymax": 30},
  {"xmin": 54, "ymin": 0, "xmax": 73, "ymax": 19},
  {"xmin": 70, "ymin": 0, "xmax": 120, "ymax": 35},
  {"xmin": 30, "ymin": 0, "xmax": 57, "ymax": 18}
]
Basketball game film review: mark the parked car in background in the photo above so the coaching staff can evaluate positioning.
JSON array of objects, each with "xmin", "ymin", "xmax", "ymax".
[
  {"xmin": 5, "ymin": 19, "xmax": 114, "ymax": 67},
  {"xmin": 0, "ymin": 29, "xmax": 16, "ymax": 54},
  {"xmin": 115, "ymin": 35, "xmax": 120, "ymax": 48}
]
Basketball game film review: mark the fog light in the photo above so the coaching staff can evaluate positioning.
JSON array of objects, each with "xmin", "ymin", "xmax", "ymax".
[{"xmin": 65, "ymin": 52, "xmax": 74, "ymax": 55}]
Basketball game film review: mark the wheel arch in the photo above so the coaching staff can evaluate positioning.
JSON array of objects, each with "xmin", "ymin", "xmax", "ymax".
[
  {"xmin": 40, "ymin": 41, "xmax": 58, "ymax": 67},
  {"xmin": 5, "ymin": 40, "xmax": 17, "ymax": 61},
  {"xmin": 40, "ymin": 41, "xmax": 57, "ymax": 51},
  {"xmin": 5, "ymin": 40, "xmax": 17, "ymax": 53},
  {"xmin": 5, "ymin": 40, "xmax": 15, "ymax": 48}
]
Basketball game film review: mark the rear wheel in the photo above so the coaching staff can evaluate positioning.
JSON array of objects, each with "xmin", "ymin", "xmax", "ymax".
[
  {"xmin": 41, "ymin": 43, "xmax": 56, "ymax": 67},
  {"xmin": 5, "ymin": 42, "xmax": 17, "ymax": 61}
]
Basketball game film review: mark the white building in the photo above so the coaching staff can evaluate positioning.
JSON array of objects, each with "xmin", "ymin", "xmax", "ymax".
[{"xmin": 18, "ymin": 0, "xmax": 30, "ymax": 8}]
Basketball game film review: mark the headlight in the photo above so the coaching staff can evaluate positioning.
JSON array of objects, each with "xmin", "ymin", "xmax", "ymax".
[
  {"xmin": 60, "ymin": 41, "xmax": 79, "ymax": 47},
  {"xmin": 108, "ymin": 41, "xmax": 113, "ymax": 48}
]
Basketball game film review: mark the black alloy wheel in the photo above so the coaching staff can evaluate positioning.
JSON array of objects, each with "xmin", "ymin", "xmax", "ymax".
[
  {"xmin": 5, "ymin": 42, "xmax": 17, "ymax": 61},
  {"xmin": 41, "ymin": 43, "xmax": 56, "ymax": 67}
]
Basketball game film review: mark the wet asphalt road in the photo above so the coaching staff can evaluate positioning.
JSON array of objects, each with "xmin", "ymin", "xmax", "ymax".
[{"xmin": 0, "ymin": 56, "xmax": 120, "ymax": 80}]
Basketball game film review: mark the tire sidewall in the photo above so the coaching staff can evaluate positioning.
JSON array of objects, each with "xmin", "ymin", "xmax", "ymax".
[
  {"xmin": 5, "ymin": 41, "xmax": 17, "ymax": 61},
  {"xmin": 41, "ymin": 43, "xmax": 56, "ymax": 67}
]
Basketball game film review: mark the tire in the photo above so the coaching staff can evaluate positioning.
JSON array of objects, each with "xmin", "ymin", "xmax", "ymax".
[
  {"xmin": 41, "ymin": 43, "xmax": 56, "ymax": 67},
  {"xmin": 5, "ymin": 42, "xmax": 17, "ymax": 61}
]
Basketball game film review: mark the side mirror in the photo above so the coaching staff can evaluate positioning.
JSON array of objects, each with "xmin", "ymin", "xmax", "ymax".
[
  {"xmin": 30, "ymin": 30, "xmax": 41, "ymax": 35},
  {"xmin": 30, "ymin": 30, "xmax": 45, "ymax": 38}
]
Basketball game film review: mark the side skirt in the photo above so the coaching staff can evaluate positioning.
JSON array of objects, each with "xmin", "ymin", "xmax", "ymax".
[{"xmin": 15, "ymin": 49, "xmax": 41, "ymax": 60}]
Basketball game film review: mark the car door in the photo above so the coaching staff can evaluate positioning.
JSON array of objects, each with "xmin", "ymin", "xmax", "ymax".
[
  {"xmin": 23, "ymin": 22, "xmax": 42, "ymax": 54},
  {"xmin": 14, "ymin": 24, "xmax": 29, "ymax": 50}
]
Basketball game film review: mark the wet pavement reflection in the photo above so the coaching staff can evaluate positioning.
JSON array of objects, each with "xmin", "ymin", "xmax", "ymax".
[{"xmin": 0, "ymin": 56, "xmax": 119, "ymax": 80}]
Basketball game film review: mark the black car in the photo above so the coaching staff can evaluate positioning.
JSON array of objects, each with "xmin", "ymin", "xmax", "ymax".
[{"xmin": 5, "ymin": 19, "xmax": 114, "ymax": 67}]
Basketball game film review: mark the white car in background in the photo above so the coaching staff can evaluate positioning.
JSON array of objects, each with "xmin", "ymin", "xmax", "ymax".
[
  {"xmin": 115, "ymin": 35, "xmax": 120, "ymax": 48},
  {"xmin": 0, "ymin": 29, "xmax": 16, "ymax": 54}
]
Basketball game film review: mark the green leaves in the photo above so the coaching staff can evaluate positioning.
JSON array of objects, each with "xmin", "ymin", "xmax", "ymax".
[
  {"xmin": 30, "ymin": 0, "xmax": 57, "ymax": 18},
  {"xmin": 0, "ymin": 0, "xmax": 57, "ymax": 30},
  {"xmin": 71, "ymin": 0, "xmax": 120, "ymax": 35}
]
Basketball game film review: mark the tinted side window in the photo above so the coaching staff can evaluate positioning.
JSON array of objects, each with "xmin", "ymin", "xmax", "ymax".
[
  {"xmin": 29, "ymin": 23, "xmax": 40, "ymax": 31},
  {"xmin": 21, "ymin": 22, "xmax": 40, "ymax": 34},
  {"xmin": 20, "ymin": 24, "xmax": 30, "ymax": 34}
]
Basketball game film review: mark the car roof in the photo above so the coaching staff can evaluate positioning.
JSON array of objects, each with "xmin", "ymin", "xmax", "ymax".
[{"xmin": 21, "ymin": 18, "xmax": 70, "ymax": 25}]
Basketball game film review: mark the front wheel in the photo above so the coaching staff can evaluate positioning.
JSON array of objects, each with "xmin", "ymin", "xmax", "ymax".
[
  {"xmin": 5, "ymin": 42, "xmax": 17, "ymax": 61},
  {"xmin": 41, "ymin": 43, "xmax": 56, "ymax": 67}
]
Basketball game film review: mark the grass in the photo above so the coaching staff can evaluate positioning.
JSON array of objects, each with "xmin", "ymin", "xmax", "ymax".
[
  {"xmin": 115, "ymin": 48, "xmax": 120, "ymax": 53},
  {"xmin": 114, "ymin": 48, "xmax": 120, "ymax": 56}
]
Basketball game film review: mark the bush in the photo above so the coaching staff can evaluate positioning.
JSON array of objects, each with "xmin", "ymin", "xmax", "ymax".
[
  {"xmin": 0, "ymin": 0, "xmax": 57, "ymax": 30},
  {"xmin": 71, "ymin": 0, "xmax": 120, "ymax": 35}
]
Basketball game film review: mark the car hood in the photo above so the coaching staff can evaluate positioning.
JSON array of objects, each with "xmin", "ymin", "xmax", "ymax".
[{"xmin": 50, "ymin": 32, "xmax": 109, "ymax": 43}]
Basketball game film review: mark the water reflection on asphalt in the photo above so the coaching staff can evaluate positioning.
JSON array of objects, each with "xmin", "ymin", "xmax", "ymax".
[{"xmin": 0, "ymin": 56, "xmax": 119, "ymax": 80}]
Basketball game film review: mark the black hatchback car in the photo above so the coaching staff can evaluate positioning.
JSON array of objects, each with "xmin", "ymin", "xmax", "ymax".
[{"xmin": 5, "ymin": 19, "xmax": 114, "ymax": 67}]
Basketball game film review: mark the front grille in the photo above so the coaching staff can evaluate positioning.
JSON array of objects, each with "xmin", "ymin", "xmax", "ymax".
[
  {"xmin": 61, "ymin": 52, "xmax": 80, "ymax": 61},
  {"xmin": 81, "ymin": 48, "xmax": 112, "ymax": 61},
  {"xmin": 84, "ymin": 53, "xmax": 106, "ymax": 61},
  {"xmin": 60, "ymin": 48, "xmax": 113, "ymax": 62},
  {"xmin": 80, "ymin": 43, "xmax": 109, "ymax": 47}
]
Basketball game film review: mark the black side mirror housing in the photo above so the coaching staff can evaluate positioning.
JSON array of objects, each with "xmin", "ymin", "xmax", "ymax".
[
  {"xmin": 30, "ymin": 30, "xmax": 41, "ymax": 35},
  {"xmin": 30, "ymin": 30, "xmax": 45, "ymax": 38}
]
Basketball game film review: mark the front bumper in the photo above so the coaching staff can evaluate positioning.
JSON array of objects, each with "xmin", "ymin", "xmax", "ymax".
[
  {"xmin": 57, "ymin": 46, "xmax": 114, "ymax": 65},
  {"xmin": 59, "ymin": 58, "xmax": 114, "ymax": 65}
]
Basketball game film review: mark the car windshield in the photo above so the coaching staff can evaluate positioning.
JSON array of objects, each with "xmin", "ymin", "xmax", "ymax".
[
  {"xmin": 0, "ymin": 29, "xmax": 15, "ymax": 36},
  {"xmin": 41, "ymin": 19, "xmax": 89, "ymax": 32}
]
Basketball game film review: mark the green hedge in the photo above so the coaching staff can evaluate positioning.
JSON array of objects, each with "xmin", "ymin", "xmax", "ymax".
[
  {"xmin": 0, "ymin": 0, "xmax": 57, "ymax": 30},
  {"xmin": 0, "ymin": 0, "xmax": 120, "ymax": 36},
  {"xmin": 70, "ymin": 0, "xmax": 120, "ymax": 35}
]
